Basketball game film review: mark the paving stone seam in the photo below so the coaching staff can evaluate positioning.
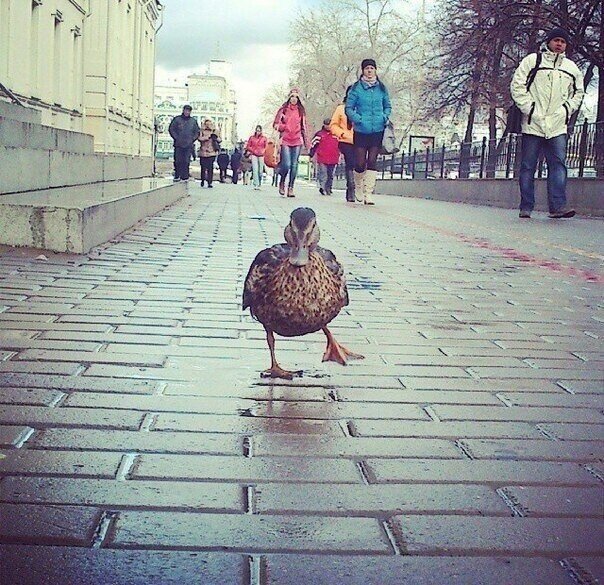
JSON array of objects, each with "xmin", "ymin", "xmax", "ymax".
[
  {"xmin": 495, "ymin": 488, "xmax": 528, "ymax": 517},
  {"xmin": 91, "ymin": 510, "xmax": 118, "ymax": 549},
  {"xmin": 560, "ymin": 557, "xmax": 600, "ymax": 585},
  {"xmin": 454, "ymin": 440, "xmax": 475, "ymax": 459}
]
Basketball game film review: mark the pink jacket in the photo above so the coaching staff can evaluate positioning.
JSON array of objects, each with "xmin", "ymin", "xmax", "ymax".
[
  {"xmin": 245, "ymin": 134, "xmax": 267, "ymax": 157},
  {"xmin": 273, "ymin": 104, "xmax": 309, "ymax": 148}
]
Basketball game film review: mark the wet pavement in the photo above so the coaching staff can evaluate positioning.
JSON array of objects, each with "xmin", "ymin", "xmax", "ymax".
[{"xmin": 0, "ymin": 180, "xmax": 602, "ymax": 584}]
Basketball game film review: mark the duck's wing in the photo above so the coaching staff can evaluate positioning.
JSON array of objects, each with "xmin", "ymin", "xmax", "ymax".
[
  {"xmin": 316, "ymin": 246, "xmax": 349, "ymax": 306},
  {"xmin": 242, "ymin": 244, "xmax": 289, "ymax": 311}
]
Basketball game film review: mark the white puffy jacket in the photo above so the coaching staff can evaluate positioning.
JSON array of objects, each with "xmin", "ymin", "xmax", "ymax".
[{"xmin": 510, "ymin": 47, "xmax": 584, "ymax": 139}]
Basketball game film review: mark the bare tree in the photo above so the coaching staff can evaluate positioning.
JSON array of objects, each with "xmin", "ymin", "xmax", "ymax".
[{"xmin": 286, "ymin": 0, "xmax": 424, "ymax": 137}]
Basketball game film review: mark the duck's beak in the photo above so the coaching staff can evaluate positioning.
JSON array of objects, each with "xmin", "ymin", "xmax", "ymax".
[{"xmin": 288, "ymin": 244, "xmax": 310, "ymax": 266}]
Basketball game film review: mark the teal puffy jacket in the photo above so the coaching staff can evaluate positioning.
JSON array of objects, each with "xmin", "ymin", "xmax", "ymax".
[{"xmin": 345, "ymin": 79, "xmax": 392, "ymax": 135}]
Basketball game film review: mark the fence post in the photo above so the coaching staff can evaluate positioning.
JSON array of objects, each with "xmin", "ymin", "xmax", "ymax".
[
  {"xmin": 390, "ymin": 152, "xmax": 395, "ymax": 179},
  {"xmin": 400, "ymin": 151, "xmax": 405, "ymax": 179},
  {"xmin": 578, "ymin": 120, "xmax": 589, "ymax": 178},
  {"xmin": 411, "ymin": 149, "xmax": 417, "ymax": 179},
  {"xmin": 440, "ymin": 145, "xmax": 446, "ymax": 178},
  {"xmin": 479, "ymin": 136, "xmax": 487, "ymax": 178},
  {"xmin": 505, "ymin": 134, "xmax": 513, "ymax": 178},
  {"xmin": 425, "ymin": 146, "xmax": 430, "ymax": 178}
]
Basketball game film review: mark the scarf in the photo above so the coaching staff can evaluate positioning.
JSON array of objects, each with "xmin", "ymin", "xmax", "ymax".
[{"xmin": 361, "ymin": 76, "xmax": 379, "ymax": 87}]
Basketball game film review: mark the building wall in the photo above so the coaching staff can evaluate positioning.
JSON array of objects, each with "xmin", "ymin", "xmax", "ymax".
[
  {"xmin": 0, "ymin": 0, "xmax": 89, "ymax": 131},
  {"xmin": 154, "ymin": 70, "xmax": 238, "ymax": 159},
  {"xmin": 0, "ymin": 0, "xmax": 160, "ymax": 156},
  {"xmin": 84, "ymin": 0, "xmax": 160, "ymax": 156}
]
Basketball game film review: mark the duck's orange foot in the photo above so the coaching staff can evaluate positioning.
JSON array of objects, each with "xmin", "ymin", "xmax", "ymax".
[
  {"xmin": 322, "ymin": 341, "xmax": 365, "ymax": 365},
  {"xmin": 261, "ymin": 366, "xmax": 303, "ymax": 380}
]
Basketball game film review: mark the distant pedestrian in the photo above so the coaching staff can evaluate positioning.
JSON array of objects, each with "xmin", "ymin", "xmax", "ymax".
[
  {"xmin": 511, "ymin": 27, "xmax": 584, "ymax": 219},
  {"xmin": 330, "ymin": 86, "xmax": 355, "ymax": 202},
  {"xmin": 217, "ymin": 149, "xmax": 229, "ymax": 183},
  {"xmin": 310, "ymin": 118, "xmax": 340, "ymax": 195},
  {"xmin": 168, "ymin": 105, "xmax": 200, "ymax": 182},
  {"xmin": 273, "ymin": 88, "xmax": 309, "ymax": 197},
  {"xmin": 198, "ymin": 119, "xmax": 221, "ymax": 188},
  {"xmin": 230, "ymin": 147, "xmax": 242, "ymax": 185},
  {"xmin": 246, "ymin": 125, "xmax": 268, "ymax": 190},
  {"xmin": 241, "ymin": 150, "xmax": 253, "ymax": 185},
  {"xmin": 345, "ymin": 59, "xmax": 392, "ymax": 205}
]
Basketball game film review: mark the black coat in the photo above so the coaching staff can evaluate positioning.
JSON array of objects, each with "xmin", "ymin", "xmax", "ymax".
[
  {"xmin": 168, "ymin": 115, "xmax": 200, "ymax": 148},
  {"xmin": 230, "ymin": 151, "xmax": 242, "ymax": 169},
  {"xmin": 217, "ymin": 153, "xmax": 230, "ymax": 169}
]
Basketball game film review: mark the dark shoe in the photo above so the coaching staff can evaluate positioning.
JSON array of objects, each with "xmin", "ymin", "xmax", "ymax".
[
  {"xmin": 319, "ymin": 188, "xmax": 325, "ymax": 195},
  {"xmin": 278, "ymin": 181, "xmax": 286, "ymax": 196},
  {"xmin": 364, "ymin": 201, "xmax": 375, "ymax": 206},
  {"xmin": 208, "ymin": 184, "xmax": 213, "ymax": 189},
  {"xmin": 346, "ymin": 196, "xmax": 355, "ymax": 202},
  {"xmin": 548, "ymin": 208, "xmax": 575, "ymax": 219},
  {"xmin": 519, "ymin": 210, "xmax": 531, "ymax": 218}
]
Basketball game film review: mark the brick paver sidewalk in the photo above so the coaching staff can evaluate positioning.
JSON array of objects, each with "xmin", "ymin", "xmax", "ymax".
[{"xmin": 0, "ymin": 181, "xmax": 602, "ymax": 584}]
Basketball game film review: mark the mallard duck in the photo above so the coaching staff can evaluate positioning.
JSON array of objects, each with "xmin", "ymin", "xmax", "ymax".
[{"xmin": 243, "ymin": 207, "xmax": 364, "ymax": 379}]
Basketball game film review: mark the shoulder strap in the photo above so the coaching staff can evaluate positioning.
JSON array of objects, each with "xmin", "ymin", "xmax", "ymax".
[{"xmin": 526, "ymin": 53, "xmax": 542, "ymax": 90}]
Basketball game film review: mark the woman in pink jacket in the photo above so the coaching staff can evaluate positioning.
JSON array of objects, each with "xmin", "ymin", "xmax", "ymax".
[
  {"xmin": 245, "ymin": 125, "xmax": 267, "ymax": 190},
  {"xmin": 273, "ymin": 88, "xmax": 309, "ymax": 197}
]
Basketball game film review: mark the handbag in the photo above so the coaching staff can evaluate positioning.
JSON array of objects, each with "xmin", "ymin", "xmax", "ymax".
[
  {"xmin": 506, "ymin": 52, "xmax": 542, "ymax": 134},
  {"xmin": 264, "ymin": 138, "xmax": 280, "ymax": 169},
  {"xmin": 380, "ymin": 121, "xmax": 398, "ymax": 155}
]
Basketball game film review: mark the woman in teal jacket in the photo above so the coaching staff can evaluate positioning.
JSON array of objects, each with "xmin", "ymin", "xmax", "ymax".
[{"xmin": 345, "ymin": 59, "xmax": 392, "ymax": 205}]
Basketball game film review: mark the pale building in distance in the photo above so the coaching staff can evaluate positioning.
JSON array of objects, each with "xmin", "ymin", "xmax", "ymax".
[
  {"xmin": 0, "ymin": 0, "xmax": 161, "ymax": 156},
  {"xmin": 155, "ymin": 61, "xmax": 238, "ymax": 158}
]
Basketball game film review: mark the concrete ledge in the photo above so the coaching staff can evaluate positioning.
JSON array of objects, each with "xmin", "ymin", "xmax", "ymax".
[
  {"xmin": 0, "ymin": 101, "xmax": 42, "ymax": 124},
  {"xmin": 0, "ymin": 117, "xmax": 94, "ymax": 153},
  {"xmin": 375, "ymin": 178, "xmax": 604, "ymax": 217},
  {"xmin": 0, "ymin": 147, "xmax": 153, "ymax": 194},
  {"xmin": 103, "ymin": 156, "xmax": 153, "ymax": 182},
  {"xmin": 0, "ymin": 179, "xmax": 187, "ymax": 253}
]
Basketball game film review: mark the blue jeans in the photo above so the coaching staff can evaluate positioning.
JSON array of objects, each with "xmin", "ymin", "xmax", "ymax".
[
  {"xmin": 279, "ymin": 145, "xmax": 302, "ymax": 187},
  {"xmin": 251, "ymin": 155, "xmax": 263, "ymax": 187},
  {"xmin": 519, "ymin": 134, "xmax": 568, "ymax": 212}
]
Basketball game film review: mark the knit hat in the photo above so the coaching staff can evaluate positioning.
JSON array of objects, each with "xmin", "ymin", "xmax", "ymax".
[
  {"xmin": 289, "ymin": 88, "xmax": 300, "ymax": 97},
  {"xmin": 183, "ymin": 104, "xmax": 192, "ymax": 111},
  {"xmin": 361, "ymin": 58, "xmax": 377, "ymax": 70},
  {"xmin": 545, "ymin": 27, "xmax": 570, "ymax": 45}
]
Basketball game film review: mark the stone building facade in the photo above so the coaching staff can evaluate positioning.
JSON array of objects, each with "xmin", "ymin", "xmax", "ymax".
[
  {"xmin": 0, "ymin": 0, "xmax": 160, "ymax": 156},
  {"xmin": 155, "ymin": 61, "xmax": 238, "ymax": 158}
]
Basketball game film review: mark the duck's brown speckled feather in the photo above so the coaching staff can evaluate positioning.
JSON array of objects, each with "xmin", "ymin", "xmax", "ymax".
[{"xmin": 243, "ymin": 243, "xmax": 348, "ymax": 337}]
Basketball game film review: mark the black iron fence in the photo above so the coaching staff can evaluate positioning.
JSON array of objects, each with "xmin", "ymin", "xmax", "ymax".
[{"xmin": 337, "ymin": 121, "xmax": 603, "ymax": 181}]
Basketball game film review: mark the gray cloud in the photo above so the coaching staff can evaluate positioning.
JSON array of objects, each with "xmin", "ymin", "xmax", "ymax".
[{"xmin": 156, "ymin": 0, "xmax": 294, "ymax": 70}]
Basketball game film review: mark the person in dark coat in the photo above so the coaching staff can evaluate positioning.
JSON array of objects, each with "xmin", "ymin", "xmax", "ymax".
[
  {"xmin": 217, "ymin": 149, "xmax": 230, "ymax": 182},
  {"xmin": 230, "ymin": 148, "xmax": 243, "ymax": 184},
  {"xmin": 168, "ymin": 105, "xmax": 200, "ymax": 181}
]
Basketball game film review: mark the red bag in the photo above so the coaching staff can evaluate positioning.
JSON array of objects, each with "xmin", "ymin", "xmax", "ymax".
[{"xmin": 264, "ymin": 139, "xmax": 280, "ymax": 169}]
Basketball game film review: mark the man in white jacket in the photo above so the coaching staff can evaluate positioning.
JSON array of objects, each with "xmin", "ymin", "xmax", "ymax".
[{"xmin": 511, "ymin": 27, "xmax": 585, "ymax": 219}]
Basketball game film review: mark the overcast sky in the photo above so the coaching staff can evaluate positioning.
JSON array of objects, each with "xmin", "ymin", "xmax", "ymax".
[{"xmin": 156, "ymin": 0, "xmax": 324, "ymax": 138}]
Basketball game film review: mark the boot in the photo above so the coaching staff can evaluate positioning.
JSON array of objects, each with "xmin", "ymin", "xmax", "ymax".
[
  {"xmin": 345, "ymin": 170, "xmax": 355, "ymax": 202},
  {"xmin": 287, "ymin": 186, "xmax": 295, "ymax": 197},
  {"xmin": 278, "ymin": 179, "xmax": 286, "ymax": 196},
  {"xmin": 364, "ymin": 170, "xmax": 377, "ymax": 205},
  {"xmin": 353, "ymin": 171, "xmax": 365, "ymax": 202}
]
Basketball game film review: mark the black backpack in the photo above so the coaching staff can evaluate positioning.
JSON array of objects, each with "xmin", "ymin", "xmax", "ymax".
[{"xmin": 506, "ymin": 53, "xmax": 542, "ymax": 135}]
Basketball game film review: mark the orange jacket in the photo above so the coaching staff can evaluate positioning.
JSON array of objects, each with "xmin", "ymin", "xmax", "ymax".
[{"xmin": 329, "ymin": 104, "xmax": 353, "ymax": 144}]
